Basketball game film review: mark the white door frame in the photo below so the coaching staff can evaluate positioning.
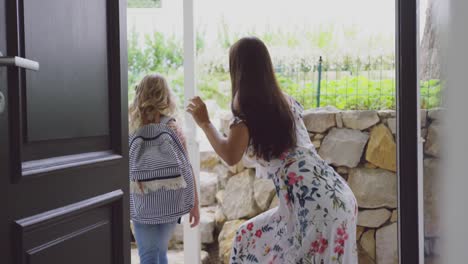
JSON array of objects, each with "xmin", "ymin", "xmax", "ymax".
[{"xmin": 183, "ymin": 0, "xmax": 201, "ymax": 263}]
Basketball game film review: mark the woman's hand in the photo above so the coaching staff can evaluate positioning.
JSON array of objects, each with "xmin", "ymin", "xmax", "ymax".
[
  {"xmin": 187, "ymin": 96, "xmax": 248, "ymax": 167},
  {"xmin": 189, "ymin": 201, "xmax": 200, "ymax": 228},
  {"xmin": 186, "ymin": 96, "xmax": 210, "ymax": 128}
]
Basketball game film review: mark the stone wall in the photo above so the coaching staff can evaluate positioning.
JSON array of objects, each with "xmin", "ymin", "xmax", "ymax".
[{"xmin": 167, "ymin": 108, "xmax": 442, "ymax": 264}]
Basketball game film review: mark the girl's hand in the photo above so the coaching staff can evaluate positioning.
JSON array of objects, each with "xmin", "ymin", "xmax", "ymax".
[
  {"xmin": 189, "ymin": 202, "xmax": 200, "ymax": 228},
  {"xmin": 186, "ymin": 96, "xmax": 210, "ymax": 128},
  {"xmin": 137, "ymin": 181, "xmax": 144, "ymax": 194}
]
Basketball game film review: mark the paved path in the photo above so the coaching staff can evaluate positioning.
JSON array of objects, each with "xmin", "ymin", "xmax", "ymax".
[
  {"xmin": 131, "ymin": 248, "xmax": 186, "ymax": 264},
  {"xmin": 131, "ymin": 245, "xmax": 210, "ymax": 264}
]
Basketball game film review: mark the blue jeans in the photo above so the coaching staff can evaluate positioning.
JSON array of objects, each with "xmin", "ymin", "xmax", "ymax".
[{"xmin": 133, "ymin": 221, "xmax": 177, "ymax": 264}]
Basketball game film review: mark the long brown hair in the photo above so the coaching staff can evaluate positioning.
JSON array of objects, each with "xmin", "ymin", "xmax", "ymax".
[{"xmin": 229, "ymin": 37, "xmax": 296, "ymax": 161}]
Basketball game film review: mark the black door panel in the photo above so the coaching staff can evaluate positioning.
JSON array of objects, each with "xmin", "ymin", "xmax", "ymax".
[{"xmin": 1, "ymin": 0, "xmax": 129, "ymax": 263}]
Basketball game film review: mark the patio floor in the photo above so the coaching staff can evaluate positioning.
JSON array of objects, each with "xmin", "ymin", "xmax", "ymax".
[
  {"xmin": 131, "ymin": 244, "xmax": 211, "ymax": 264},
  {"xmin": 131, "ymin": 246, "xmax": 185, "ymax": 264}
]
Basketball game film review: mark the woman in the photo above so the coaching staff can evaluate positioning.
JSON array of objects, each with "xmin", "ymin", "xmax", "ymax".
[
  {"xmin": 187, "ymin": 37, "xmax": 357, "ymax": 264},
  {"xmin": 129, "ymin": 74, "xmax": 200, "ymax": 264}
]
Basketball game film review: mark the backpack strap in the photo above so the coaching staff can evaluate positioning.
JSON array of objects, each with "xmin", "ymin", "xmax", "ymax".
[
  {"xmin": 128, "ymin": 116, "xmax": 177, "ymax": 148},
  {"xmin": 159, "ymin": 115, "xmax": 176, "ymax": 125}
]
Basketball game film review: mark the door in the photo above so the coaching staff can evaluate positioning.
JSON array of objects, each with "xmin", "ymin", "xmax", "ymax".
[{"xmin": 0, "ymin": 1, "xmax": 129, "ymax": 264}]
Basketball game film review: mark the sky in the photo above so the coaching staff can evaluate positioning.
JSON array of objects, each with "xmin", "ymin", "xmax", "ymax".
[
  {"xmin": 128, "ymin": 0, "xmax": 428, "ymax": 42},
  {"xmin": 195, "ymin": 0, "xmax": 396, "ymax": 36}
]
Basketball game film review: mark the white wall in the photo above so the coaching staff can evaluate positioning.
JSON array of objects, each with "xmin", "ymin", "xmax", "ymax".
[{"xmin": 441, "ymin": 0, "xmax": 468, "ymax": 263}]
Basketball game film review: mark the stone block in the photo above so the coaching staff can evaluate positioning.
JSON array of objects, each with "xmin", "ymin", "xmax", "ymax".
[
  {"xmin": 358, "ymin": 209, "xmax": 391, "ymax": 228},
  {"xmin": 342, "ymin": 110, "xmax": 380, "ymax": 130},
  {"xmin": 200, "ymin": 171, "xmax": 218, "ymax": 206},
  {"xmin": 366, "ymin": 124, "xmax": 397, "ymax": 172},
  {"xmin": 376, "ymin": 223, "xmax": 398, "ymax": 264},
  {"xmin": 319, "ymin": 128, "xmax": 369, "ymax": 168},
  {"xmin": 361, "ymin": 229, "xmax": 376, "ymax": 260},
  {"xmin": 218, "ymin": 220, "xmax": 246, "ymax": 264},
  {"xmin": 303, "ymin": 110, "xmax": 336, "ymax": 133},
  {"xmin": 222, "ymin": 170, "xmax": 259, "ymax": 220},
  {"xmin": 253, "ymin": 178, "xmax": 276, "ymax": 212},
  {"xmin": 348, "ymin": 168, "xmax": 397, "ymax": 209}
]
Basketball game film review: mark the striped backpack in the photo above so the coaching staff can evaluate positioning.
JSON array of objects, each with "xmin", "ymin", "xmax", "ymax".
[{"xmin": 129, "ymin": 116, "xmax": 195, "ymax": 224}]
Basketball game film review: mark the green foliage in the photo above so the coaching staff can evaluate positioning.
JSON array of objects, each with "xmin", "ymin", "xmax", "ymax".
[
  {"xmin": 197, "ymin": 73, "xmax": 232, "ymax": 109},
  {"xmin": 128, "ymin": 28, "xmax": 441, "ymax": 111},
  {"xmin": 305, "ymin": 25, "xmax": 337, "ymax": 50},
  {"xmin": 260, "ymin": 28, "xmax": 300, "ymax": 47},
  {"xmin": 143, "ymin": 32, "xmax": 183, "ymax": 71},
  {"xmin": 128, "ymin": 0, "xmax": 161, "ymax": 8},
  {"xmin": 277, "ymin": 76, "xmax": 440, "ymax": 110},
  {"xmin": 127, "ymin": 29, "xmax": 183, "ymax": 102},
  {"xmin": 127, "ymin": 30, "xmax": 145, "ymax": 95},
  {"xmin": 278, "ymin": 74, "xmax": 395, "ymax": 110},
  {"xmin": 217, "ymin": 16, "xmax": 240, "ymax": 49},
  {"xmin": 420, "ymin": 79, "xmax": 442, "ymax": 109},
  {"xmin": 316, "ymin": 76, "xmax": 397, "ymax": 110},
  {"xmin": 196, "ymin": 27, "xmax": 206, "ymax": 54},
  {"xmin": 166, "ymin": 71, "xmax": 185, "ymax": 106}
]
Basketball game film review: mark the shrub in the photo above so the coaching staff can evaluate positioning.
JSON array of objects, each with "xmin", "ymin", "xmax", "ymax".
[
  {"xmin": 128, "ymin": 29, "xmax": 441, "ymax": 110},
  {"xmin": 127, "ymin": 29, "xmax": 183, "ymax": 102}
]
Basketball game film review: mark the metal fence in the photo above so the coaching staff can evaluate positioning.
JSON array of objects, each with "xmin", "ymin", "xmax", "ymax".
[{"xmin": 275, "ymin": 56, "xmax": 441, "ymax": 110}]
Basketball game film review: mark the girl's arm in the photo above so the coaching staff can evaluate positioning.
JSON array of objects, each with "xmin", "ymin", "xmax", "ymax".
[
  {"xmin": 186, "ymin": 97, "xmax": 250, "ymax": 166},
  {"xmin": 168, "ymin": 120, "xmax": 200, "ymax": 228}
]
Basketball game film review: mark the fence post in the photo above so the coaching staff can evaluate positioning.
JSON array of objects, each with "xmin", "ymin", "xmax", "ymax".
[{"xmin": 316, "ymin": 56, "xmax": 323, "ymax": 108}]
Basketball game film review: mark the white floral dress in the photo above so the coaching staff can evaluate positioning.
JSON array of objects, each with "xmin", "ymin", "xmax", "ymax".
[{"xmin": 230, "ymin": 97, "xmax": 358, "ymax": 264}]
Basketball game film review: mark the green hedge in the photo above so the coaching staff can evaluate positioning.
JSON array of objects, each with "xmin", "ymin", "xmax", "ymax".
[
  {"xmin": 128, "ymin": 0, "xmax": 161, "ymax": 8},
  {"xmin": 127, "ymin": 31, "xmax": 441, "ymax": 110}
]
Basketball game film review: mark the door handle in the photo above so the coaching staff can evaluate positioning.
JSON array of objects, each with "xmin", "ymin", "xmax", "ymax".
[{"xmin": 0, "ymin": 54, "xmax": 39, "ymax": 71}]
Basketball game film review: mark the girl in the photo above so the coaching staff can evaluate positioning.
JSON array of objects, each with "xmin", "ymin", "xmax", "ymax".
[
  {"xmin": 129, "ymin": 74, "xmax": 200, "ymax": 264},
  {"xmin": 187, "ymin": 37, "xmax": 358, "ymax": 264}
]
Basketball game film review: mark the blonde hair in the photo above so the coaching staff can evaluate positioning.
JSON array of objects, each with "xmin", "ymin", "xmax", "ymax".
[{"xmin": 129, "ymin": 74, "xmax": 177, "ymax": 133}]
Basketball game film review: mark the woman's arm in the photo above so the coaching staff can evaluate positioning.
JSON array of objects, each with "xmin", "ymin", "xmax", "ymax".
[
  {"xmin": 199, "ymin": 122, "xmax": 249, "ymax": 166},
  {"xmin": 186, "ymin": 97, "xmax": 250, "ymax": 166}
]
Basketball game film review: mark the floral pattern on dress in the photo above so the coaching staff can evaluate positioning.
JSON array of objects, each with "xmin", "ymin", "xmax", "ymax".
[{"xmin": 229, "ymin": 96, "xmax": 358, "ymax": 264}]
